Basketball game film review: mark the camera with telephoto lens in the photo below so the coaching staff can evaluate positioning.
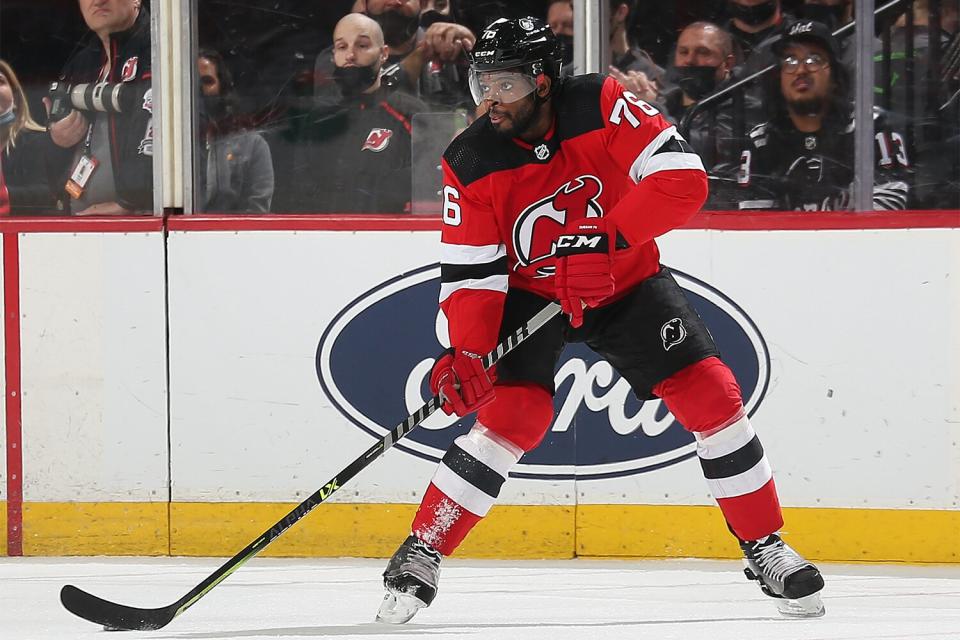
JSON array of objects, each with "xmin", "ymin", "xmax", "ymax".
[{"xmin": 47, "ymin": 80, "xmax": 132, "ymax": 122}]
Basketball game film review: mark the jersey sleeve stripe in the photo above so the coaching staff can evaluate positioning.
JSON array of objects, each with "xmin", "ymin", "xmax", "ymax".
[
  {"xmin": 439, "ymin": 274, "xmax": 509, "ymax": 303},
  {"xmin": 441, "ymin": 256, "xmax": 509, "ymax": 283},
  {"xmin": 440, "ymin": 242, "xmax": 506, "ymax": 265},
  {"xmin": 627, "ymin": 125, "xmax": 703, "ymax": 183},
  {"xmin": 641, "ymin": 151, "xmax": 706, "ymax": 179}
]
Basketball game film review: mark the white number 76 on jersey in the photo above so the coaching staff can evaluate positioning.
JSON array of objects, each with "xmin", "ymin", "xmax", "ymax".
[{"xmin": 608, "ymin": 90, "xmax": 660, "ymax": 127}]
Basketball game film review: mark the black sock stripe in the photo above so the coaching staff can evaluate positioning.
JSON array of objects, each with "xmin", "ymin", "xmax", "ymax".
[
  {"xmin": 698, "ymin": 435, "xmax": 765, "ymax": 480},
  {"xmin": 441, "ymin": 444, "xmax": 506, "ymax": 499},
  {"xmin": 441, "ymin": 257, "xmax": 508, "ymax": 283}
]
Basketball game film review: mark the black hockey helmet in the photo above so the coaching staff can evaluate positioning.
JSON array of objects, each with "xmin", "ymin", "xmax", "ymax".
[{"xmin": 467, "ymin": 16, "xmax": 563, "ymax": 105}]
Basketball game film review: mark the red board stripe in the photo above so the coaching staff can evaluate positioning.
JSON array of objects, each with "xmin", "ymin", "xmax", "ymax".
[
  {"xmin": 0, "ymin": 210, "xmax": 953, "ymax": 233},
  {"xmin": 3, "ymin": 232, "xmax": 22, "ymax": 556}
]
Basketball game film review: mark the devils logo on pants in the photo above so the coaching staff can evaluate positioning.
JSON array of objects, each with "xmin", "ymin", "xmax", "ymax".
[{"xmin": 512, "ymin": 175, "xmax": 604, "ymax": 278}]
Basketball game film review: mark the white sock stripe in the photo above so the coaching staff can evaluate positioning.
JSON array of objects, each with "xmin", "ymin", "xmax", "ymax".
[
  {"xmin": 431, "ymin": 464, "xmax": 496, "ymax": 517},
  {"xmin": 454, "ymin": 430, "xmax": 520, "ymax": 479},
  {"xmin": 705, "ymin": 457, "xmax": 772, "ymax": 499},
  {"xmin": 695, "ymin": 415, "xmax": 756, "ymax": 460},
  {"xmin": 440, "ymin": 242, "xmax": 506, "ymax": 265}
]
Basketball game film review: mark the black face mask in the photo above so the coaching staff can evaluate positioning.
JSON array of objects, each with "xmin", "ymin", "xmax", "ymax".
[
  {"xmin": 202, "ymin": 94, "xmax": 227, "ymax": 121},
  {"xmin": 668, "ymin": 65, "xmax": 721, "ymax": 100},
  {"xmin": 797, "ymin": 4, "xmax": 846, "ymax": 29},
  {"xmin": 728, "ymin": 0, "xmax": 778, "ymax": 27},
  {"xmin": 557, "ymin": 33, "xmax": 574, "ymax": 66},
  {"xmin": 368, "ymin": 9, "xmax": 420, "ymax": 48},
  {"xmin": 333, "ymin": 64, "xmax": 379, "ymax": 97}
]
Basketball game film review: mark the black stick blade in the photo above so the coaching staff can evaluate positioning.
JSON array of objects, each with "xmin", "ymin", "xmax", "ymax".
[{"xmin": 60, "ymin": 585, "xmax": 178, "ymax": 631}]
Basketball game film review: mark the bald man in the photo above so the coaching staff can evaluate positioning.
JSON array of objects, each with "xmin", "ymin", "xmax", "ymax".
[
  {"xmin": 331, "ymin": 13, "xmax": 390, "ymax": 96},
  {"xmin": 278, "ymin": 10, "xmax": 427, "ymax": 213}
]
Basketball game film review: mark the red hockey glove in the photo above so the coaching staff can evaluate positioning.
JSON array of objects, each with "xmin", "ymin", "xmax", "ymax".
[
  {"xmin": 429, "ymin": 348, "xmax": 495, "ymax": 416},
  {"xmin": 553, "ymin": 217, "xmax": 616, "ymax": 328}
]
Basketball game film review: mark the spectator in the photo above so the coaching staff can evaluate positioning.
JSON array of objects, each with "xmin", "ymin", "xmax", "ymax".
[
  {"xmin": 881, "ymin": 0, "xmax": 960, "ymax": 209},
  {"xmin": 608, "ymin": 0, "xmax": 665, "ymax": 87},
  {"xmin": 796, "ymin": 0, "xmax": 850, "ymax": 30},
  {"xmin": 47, "ymin": 0, "xmax": 152, "ymax": 215},
  {"xmin": 545, "ymin": 0, "xmax": 662, "ymax": 102},
  {"xmin": 0, "ymin": 59, "xmax": 62, "ymax": 215},
  {"xmin": 198, "ymin": 49, "xmax": 274, "ymax": 213},
  {"xmin": 726, "ymin": 0, "xmax": 791, "ymax": 62},
  {"xmin": 661, "ymin": 22, "xmax": 747, "ymax": 170},
  {"xmin": 546, "ymin": 0, "xmax": 575, "ymax": 69},
  {"xmin": 360, "ymin": 0, "xmax": 476, "ymax": 109},
  {"xmin": 734, "ymin": 20, "xmax": 910, "ymax": 211},
  {"xmin": 280, "ymin": 13, "xmax": 426, "ymax": 213}
]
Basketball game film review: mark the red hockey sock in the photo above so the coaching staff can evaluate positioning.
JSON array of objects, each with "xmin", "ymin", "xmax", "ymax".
[
  {"xmin": 717, "ymin": 478, "xmax": 784, "ymax": 542},
  {"xmin": 411, "ymin": 483, "xmax": 483, "ymax": 556}
]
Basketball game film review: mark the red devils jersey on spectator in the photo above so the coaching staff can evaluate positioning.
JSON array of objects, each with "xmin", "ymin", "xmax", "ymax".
[{"xmin": 439, "ymin": 74, "xmax": 708, "ymax": 356}]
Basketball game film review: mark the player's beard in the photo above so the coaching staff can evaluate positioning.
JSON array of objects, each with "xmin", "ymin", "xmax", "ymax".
[{"xmin": 490, "ymin": 95, "xmax": 539, "ymax": 139}]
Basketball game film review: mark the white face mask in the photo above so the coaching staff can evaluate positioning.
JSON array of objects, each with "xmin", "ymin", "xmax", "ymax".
[{"xmin": 0, "ymin": 104, "xmax": 14, "ymax": 126}]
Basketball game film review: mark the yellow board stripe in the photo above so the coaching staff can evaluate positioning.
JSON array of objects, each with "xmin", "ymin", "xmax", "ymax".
[{"xmin": 9, "ymin": 502, "xmax": 960, "ymax": 563}]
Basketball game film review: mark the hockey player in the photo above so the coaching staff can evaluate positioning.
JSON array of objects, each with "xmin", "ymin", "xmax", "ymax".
[
  {"xmin": 376, "ymin": 16, "xmax": 825, "ymax": 624},
  {"xmin": 735, "ymin": 19, "xmax": 911, "ymax": 211}
]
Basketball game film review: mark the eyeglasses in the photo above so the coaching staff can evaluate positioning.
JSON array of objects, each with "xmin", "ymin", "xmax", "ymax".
[{"xmin": 780, "ymin": 53, "xmax": 829, "ymax": 74}]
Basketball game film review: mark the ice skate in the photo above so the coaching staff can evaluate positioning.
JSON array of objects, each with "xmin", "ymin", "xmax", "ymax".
[
  {"xmin": 375, "ymin": 535, "xmax": 442, "ymax": 624},
  {"xmin": 741, "ymin": 533, "xmax": 825, "ymax": 618}
]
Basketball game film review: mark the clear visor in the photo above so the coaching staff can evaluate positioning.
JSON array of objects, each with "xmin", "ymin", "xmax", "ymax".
[{"xmin": 468, "ymin": 69, "xmax": 539, "ymax": 106}]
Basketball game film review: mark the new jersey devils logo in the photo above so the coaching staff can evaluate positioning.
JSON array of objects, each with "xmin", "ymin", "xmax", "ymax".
[
  {"xmin": 120, "ymin": 57, "xmax": 138, "ymax": 82},
  {"xmin": 513, "ymin": 175, "xmax": 604, "ymax": 278},
  {"xmin": 361, "ymin": 128, "xmax": 393, "ymax": 152}
]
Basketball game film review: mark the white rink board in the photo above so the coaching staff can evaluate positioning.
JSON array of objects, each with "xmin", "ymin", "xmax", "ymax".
[
  {"xmin": 18, "ymin": 232, "xmax": 168, "ymax": 502},
  {"xmin": 162, "ymin": 227, "xmax": 960, "ymax": 509}
]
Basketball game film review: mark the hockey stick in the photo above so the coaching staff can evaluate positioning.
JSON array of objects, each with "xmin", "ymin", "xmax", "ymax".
[{"xmin": 60, "ymin": 301, "xmax": 562, "ymax": 631}]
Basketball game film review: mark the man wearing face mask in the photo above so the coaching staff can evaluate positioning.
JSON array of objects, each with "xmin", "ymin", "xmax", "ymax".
[
  {"xmin": 360, "ymin": 0, "xmax": 476, "ymax": 109},
  {"xmin": 282, "ymin": 13, "xmax": 426, "ymax": 213},
  {"xmin": 797, "ymin": 0, "xmax": 850, "ymax": 31},
  {"xmin": 197, "ymin": 49, "xmax": 274, "ymax": 213},
  {"xmin": 547, "ymin": 0, "xmax": 663, "ymax": 102},
  {"xmin": 726, "ymin": 0, "xmax": 791, "ymax": 62},
  {"xmin": 660, "ymin": 22, "xmax": 750, "ymax": 171}
]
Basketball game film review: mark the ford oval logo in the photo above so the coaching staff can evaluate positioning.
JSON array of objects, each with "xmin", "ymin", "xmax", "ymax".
[{"xmin": 317, "ymin": 264, "xmax": 769, "ymax": 480}]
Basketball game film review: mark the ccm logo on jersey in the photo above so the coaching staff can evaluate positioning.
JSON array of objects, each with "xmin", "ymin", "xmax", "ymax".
[
  {"xmin": 317, "ymin": 265, "xmax": 770, "ymax": 480},
  {"xmin": 513, "ymin": 175, "xmax": 604, "ymax": 277},
  {"xmin": 362, "ymin": 128, "xmax": 393, "ymax": 152}
]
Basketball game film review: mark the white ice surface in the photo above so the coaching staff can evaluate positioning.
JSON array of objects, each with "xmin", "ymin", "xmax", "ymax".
[{"xmin": 2, "ymin": 556, "xmax": 960, "ymax": 639}]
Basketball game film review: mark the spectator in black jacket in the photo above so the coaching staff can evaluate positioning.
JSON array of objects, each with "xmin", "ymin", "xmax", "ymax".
[
  {"xmin": 0, "ymin": 59, "xmax": 62, "ymax": 215},
  {"xmin": 47, "ymin": 0, "xmax": 153, "ymax": 215},
  {"xmin": 280, "ymin": 13, "xmax": 427, "ymax": 213}
]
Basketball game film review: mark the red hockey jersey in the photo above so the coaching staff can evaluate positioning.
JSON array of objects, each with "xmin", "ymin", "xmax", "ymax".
[{"xmin": 439, "ymin": 74, "xmax": 708, "ymax": 356}]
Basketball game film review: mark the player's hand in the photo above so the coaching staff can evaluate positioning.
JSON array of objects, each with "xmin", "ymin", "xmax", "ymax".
[
  {"xmin": 44, "ymin": 97, "xmax": 88, "ymax": 148},
  {"xmin": 554, "ymin": 217, "xmax": 616, "ymax": 328},
  {"xmin": 422, "ymin": 22, "xmax": 475, "ymax": 62},
  {"xmin": 429, "ymin": 347, "xmax": 495, "ymax": 416}
]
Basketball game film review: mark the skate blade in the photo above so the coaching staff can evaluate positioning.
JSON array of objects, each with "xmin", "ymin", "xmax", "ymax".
[
  {"xmin": 776, "ymin": 592, "xmax": 825, "ymax": 618},
  {"xmin": 375, "ymin": 591, "xmax": 427, "ymax": 624}
]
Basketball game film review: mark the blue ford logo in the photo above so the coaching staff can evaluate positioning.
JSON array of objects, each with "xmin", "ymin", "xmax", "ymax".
[{"xmin": 317, "ymin": 264, "xmax": 769, "ymax": 480}]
